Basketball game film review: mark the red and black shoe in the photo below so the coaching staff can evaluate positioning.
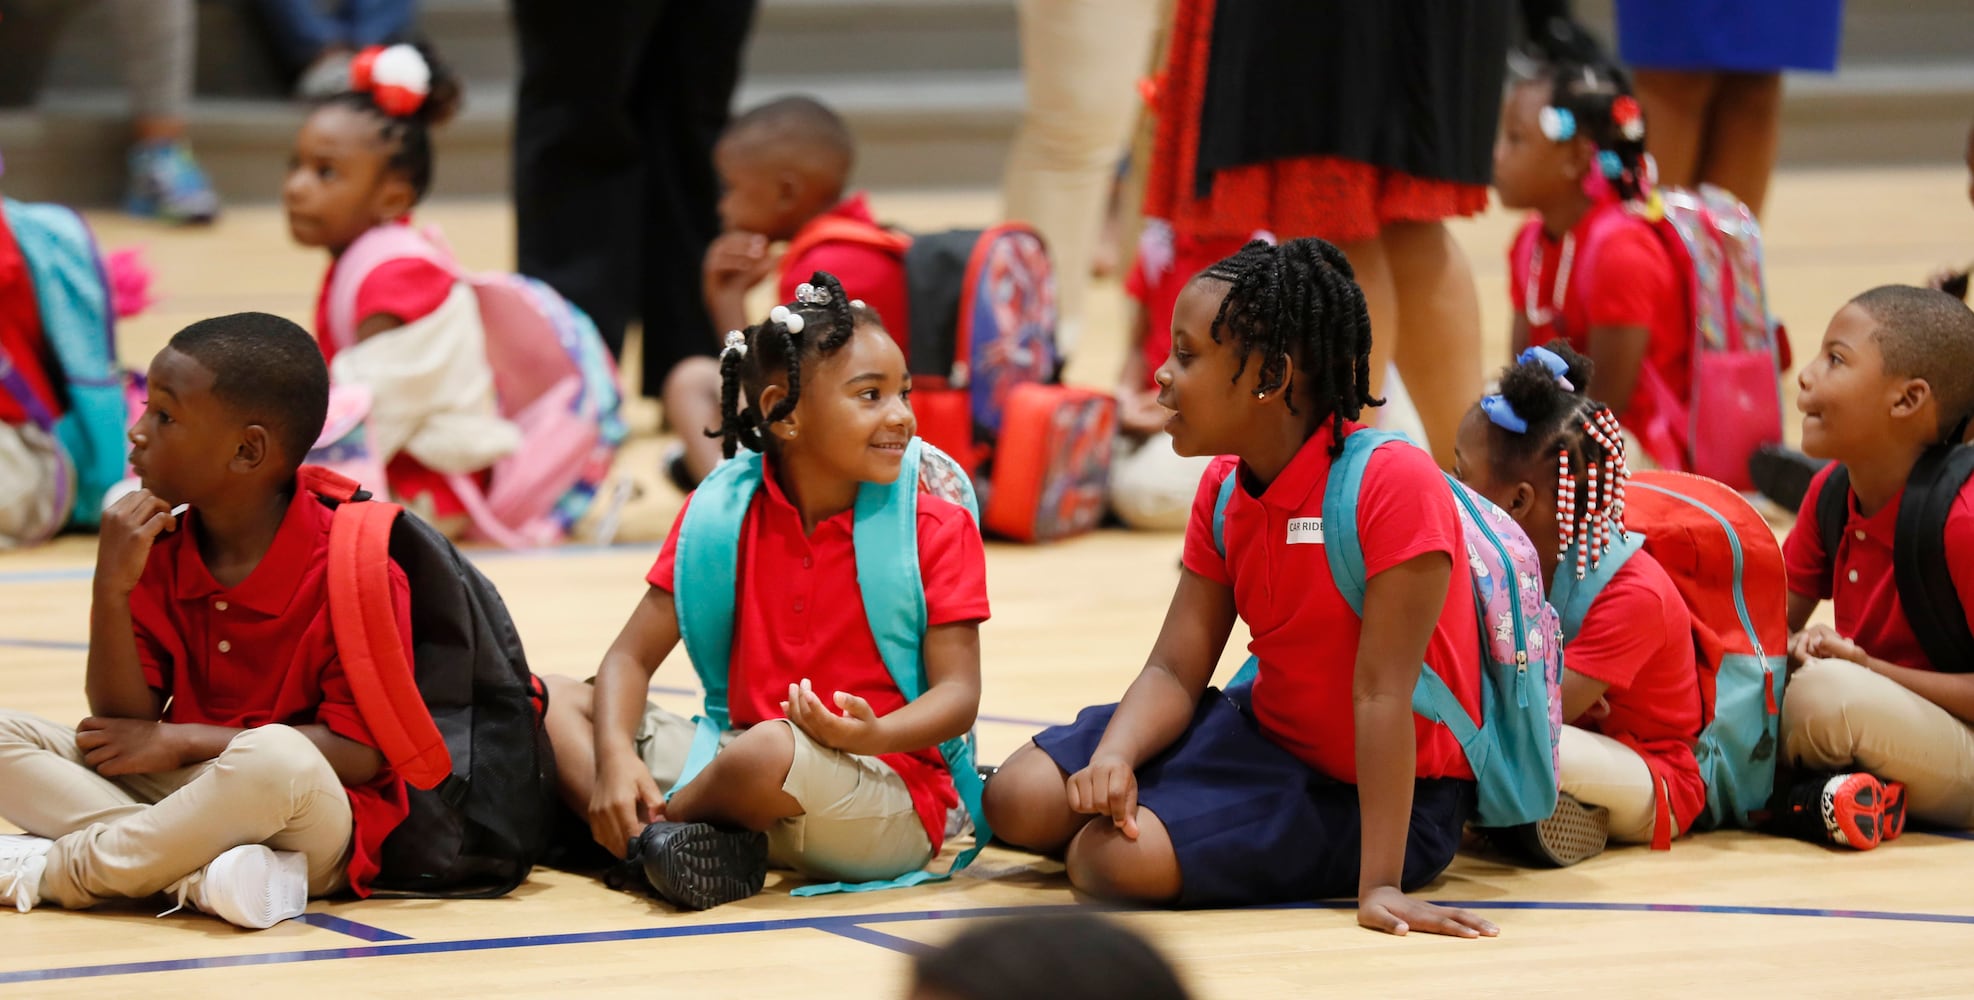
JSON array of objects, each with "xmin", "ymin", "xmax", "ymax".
[
  {"xmin": 1880, "ymin": 780, "xmax": 1909, "ymax": 842},
  {"xmin": 1776, "ymin": 773, "xmax": 1891, "ymax": 850}
]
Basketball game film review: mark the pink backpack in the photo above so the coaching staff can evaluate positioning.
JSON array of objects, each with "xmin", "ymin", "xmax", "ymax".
[
  {"xmin": 325, "ymin": 225, "xmax": 626, "ymax": 547},
  {"xmin": 1515, "ymin": 189, "xmax": 1784, "ymax": 489}
]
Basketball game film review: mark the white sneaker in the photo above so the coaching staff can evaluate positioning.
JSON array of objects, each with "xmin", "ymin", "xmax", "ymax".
[
  {"xmin": 164, "ymin": 845, "xmax": 308, "ymax": 929},
  {"xmin": 0, "ymin": 835, "xmax": 53, "ymax": 913}
]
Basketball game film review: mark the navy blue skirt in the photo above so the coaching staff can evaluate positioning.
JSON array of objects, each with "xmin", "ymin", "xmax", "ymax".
[{"xmin": 1033, "ymin": 684, "xmax": 1474, "ymax": 908}]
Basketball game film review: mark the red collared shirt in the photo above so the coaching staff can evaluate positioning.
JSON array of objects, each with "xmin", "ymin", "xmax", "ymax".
[
  {"xmin": 1565, "ymin": 551, "xmax": 1706, "ymax": 834},
  {"xmin": 131, "ymin": 486, "xmax": 412, "ymax": 895},
  {"xmin": 1785, "ymin": 463, "xmax": 1974, "ymax": 672},
  {"xmin": 647, "ymin": 465, "xmax": 991, "ymax": 851},
  {"xmin": 1181, "ymin": 422, "xmax": 1482, "ymax": 782},
  {"xmin": 780, "ymin": 194, "xmax": 912, "ymax": 352}
]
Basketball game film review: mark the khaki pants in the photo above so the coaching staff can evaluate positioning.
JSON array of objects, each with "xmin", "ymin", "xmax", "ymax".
[
  {"xmin": 1001, "ymin": 0, "xmax": 1163, "ymax": 354},
  {"xmin": 1559, "ymin": 725, "xmax": 1662, "ymax": 844},
  {"xmin": 1109, "ymin": 432, "xmax": 1213, "ymax": 532},
  {"xmin": 635, "ymin": 703, "xmax": 932, "ymax": 884},
  {"xmin": 1784, "ymin": 658, "xmax": 1974, "ymax": 828},
  {"xmin": 0, "ymin": 711, "xmax": 353, "ymax": 908}
]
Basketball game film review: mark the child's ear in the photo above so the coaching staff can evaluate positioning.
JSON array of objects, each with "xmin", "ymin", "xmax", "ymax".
[
  {"xmin": 756, "ymin": 383, "xmax": 798, "ymax": 440},
  {"xmin": 373, "ymin": 173, "xmax": 417, "ymax": 224},
  {"xmin": 1507, "ymin": 480, "xmax": 1538, "ymax": 522},
  {"xmin": 232, "ymin": 424, "xmax": 271, "ymax": 474},
  {"xmin": 1891, "ymin": 377, "xmax": 1937, "ymax": 431}
]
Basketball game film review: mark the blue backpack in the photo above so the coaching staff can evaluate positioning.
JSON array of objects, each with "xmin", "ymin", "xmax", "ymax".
[
  {"xmin": 1216, "ymin": 429, "xmax": 1565, "ymax": 828},
  {"xmin": 670, "ymin": 438, "xmax": 992, "ymax": 894},
  {"xmin": 3, "ymin": 199, "xmax": 126, "ymax": 529}
]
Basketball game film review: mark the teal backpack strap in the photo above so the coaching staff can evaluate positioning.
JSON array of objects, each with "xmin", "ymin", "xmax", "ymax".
[
  {"xmin": 1207, "ymin": 468, "xmax": 1261, "ymax": 689},
  {"xmin": 668, "ymin": 451, "xmax": 767, "ymax": 797},
  {"xmin": 6, "ymin": 199, "xmax": 121, "ymax": 525},
  {"xmin": 1546, "ymin": 529, "xmax": 1645, "ymax": 642},
  {"xmin": 794, "ymin": 439, "xmax": 993, "ymax": 896}
]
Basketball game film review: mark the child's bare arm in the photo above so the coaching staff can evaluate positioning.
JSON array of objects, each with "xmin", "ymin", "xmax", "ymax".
[
  {"xmin": 1510, "ymin": 314, "xmax": 1533, "ymax": 357},
  {"xmin": 1560, "ymin": 668, "xmax": 1613, "ymax": 723},
  {"xmin": 1353, "ymin": 552, "xmax": 1496, "ymax": 939},
  {"xmin": 87, "ymin": 490, "xmax": 173, "ymax": 720},
  {"xmin": 1786, "ymin": 591, "xmax": 1818, "ymax": 636},
  {"xmin": 1584, "ymin": 324, "xmax": 1652, "ymax": 417},
  {"xmin": 588, "ymin": 587, "xmax": 681, "ymax": 856}
]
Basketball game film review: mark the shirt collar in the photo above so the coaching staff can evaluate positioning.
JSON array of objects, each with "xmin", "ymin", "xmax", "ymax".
[
  {"xmin": 757, "ymin": 458, "xmax": 855, "ymax": 536},
  {"xmin": 168, "ymin": 486, "xmax": 323, "ymax": 615},
  {"xmin": 1240, "ymin": 419, "xmax": 1353, "ymax": 513},
  {"xmin": 1848, "ymin": 484, "xmax": 1904, "ymax": 546}
]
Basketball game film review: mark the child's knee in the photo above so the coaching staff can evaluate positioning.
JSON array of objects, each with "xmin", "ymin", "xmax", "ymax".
[
  {"xmin": 716, "ymin": 721, "xmax": 797, "ymax": 788},
  {"xmin": 1064, "ymin": 821, "xmax": 1181, "ymax": 904},
  {"xmin": 223, "ymin": 724, "xmax": 334, "ymax": 795},
  {"xmin": 981, "ymin": 745, "xmax": 1072, "ymax": 848},
  {"xmin": 1783, "ymin": 658, "xmax": 1861, "ymax": 736},
  {"xmin": 541, "ymin": 675, "xmax": 592, "ymax": 716},
  {"xmin": 0, "ymin": 709, "xmax": 47, "ymax": 747}
]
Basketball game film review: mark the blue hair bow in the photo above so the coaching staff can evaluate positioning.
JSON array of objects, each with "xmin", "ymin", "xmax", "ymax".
[
  {"xmin": 1516, "ymin": 345, "xmax": 1575, "ymax": 391},
  {"xmin": 1483, "ymin": 346, "xmax": 1577, "ymax": 434}
]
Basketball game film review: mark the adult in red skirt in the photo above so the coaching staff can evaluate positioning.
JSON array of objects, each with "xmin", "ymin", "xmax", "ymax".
[{"xmin": 1136, "ymin": 0, "xmax": 1511, "ymax": 468}]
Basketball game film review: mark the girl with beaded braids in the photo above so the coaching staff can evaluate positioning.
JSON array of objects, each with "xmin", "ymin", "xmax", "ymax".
[
  {"xmin": 1453, "ymin": 342, "xmax": 1705, "ymax": 866},
  {"xmin": 539, "ymin": 271, "xmax": 990, "ymax": 910},
  {"xmin": 984, "ymin": 238, "xmax": 1496, "ymax": 937},
  {"xmin": 1492, "ymin": 20, "xmax": 1692, "ymax": 472}
]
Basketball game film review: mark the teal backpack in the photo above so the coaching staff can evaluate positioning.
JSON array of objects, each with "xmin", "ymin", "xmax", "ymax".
[
  {"xmin": 1215, "ymin": 429, "xmax": 1566, "ymax": 828},
  {"xmin": 670, "ymin": 438, "xmax": 992, "ymax": 894},
  {"xmin": 4, "ymin": 199, "xmax": 125, "ymax": 528}
]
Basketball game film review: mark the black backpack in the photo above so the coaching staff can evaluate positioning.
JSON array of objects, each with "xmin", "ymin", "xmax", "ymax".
[
  {"xmin": 1814, "ymin": 444, "xmax": 1974, "ymax": 674},
  {"xmin": 305, "ymin": 466, "xmax": 558, "ymax": 897}
]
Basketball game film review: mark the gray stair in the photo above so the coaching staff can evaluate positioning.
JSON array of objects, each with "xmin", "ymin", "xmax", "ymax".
[{"xmin": 0, "ymin": 0, "xmax": 1965, "ymax": 207}]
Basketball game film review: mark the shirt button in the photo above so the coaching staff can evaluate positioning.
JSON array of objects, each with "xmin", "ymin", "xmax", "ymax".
[
  {"xmin": 793, "ymin": 599, "xmax": 806, "ymax": 613},
  {"xmin": 214, "ymin": 600, "xmax": 229, "ymax": 612},
  {"xmin": 217, "ymin": 640, "xmax": 232, "ymax": 653},
  {"xmin": 1847, "ymin": 570, "xmax": 1860, "ymax": 584},
  {"xmin": 802, "ymin": 557, "xmax": 813, "ymax": 570},
  {"xmin": 1854, "ymin": 531, "xmax": 1866, "ymax": 542}
]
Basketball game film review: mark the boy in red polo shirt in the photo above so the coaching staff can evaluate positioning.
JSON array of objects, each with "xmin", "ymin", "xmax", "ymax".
[
  {"xmin": 983, "ymin": 240, "xmax": 1495, "ymax": 938},
  {"xmin": 0, "ymin": 313, "xmax": 410, "ymax": 928},
  {"xmin": 543, "ymin": 274, "xmax": 987, "ymax": 910},
  {"xmin": 664, "ymin": 97, "xmax": 911, "ymax": 489},
  {"xmin": 1780, "ymin": 286, "xmax": 1974, "ymax": 847}
]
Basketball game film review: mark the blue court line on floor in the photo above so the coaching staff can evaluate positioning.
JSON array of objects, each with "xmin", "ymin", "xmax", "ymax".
[
  {"xmin": 818, "ymin": 923, "xmax": 933, "ymax": 956},
  {"xmin": 0, "ymin": 541, "xmax": 662, "ymax": 587},
  {"xmin": 0, "ymin": 637, "xmax": 87, "ymax": 652},
  {"xmin": 9, "ymin": 897, "xmax": 1974, "ymax": 985},
  {"xmin": 293, "ymin": 913, "xmax": 413, "ymax": 943}
]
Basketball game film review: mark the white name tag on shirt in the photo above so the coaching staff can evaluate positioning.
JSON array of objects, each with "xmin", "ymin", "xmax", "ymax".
[{"xmin": 1286, "ymin": 517, "xmax": 1324, "ymax": 545}]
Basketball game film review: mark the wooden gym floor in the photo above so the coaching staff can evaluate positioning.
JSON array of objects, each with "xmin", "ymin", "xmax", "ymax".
[{"xmin": 3, "ymin": 166, "xmax": 1972, "ymax": 998}]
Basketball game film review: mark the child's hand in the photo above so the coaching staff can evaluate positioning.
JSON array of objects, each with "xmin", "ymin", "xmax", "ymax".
[
  {"xmin": 1358, "ymin": 885, "xmax": 1499, "ymax": 939},
  {"xmin": 590, "ymin": 752, "xmax": 666, "ymax": 859},
  {"xmin": 1790, "ymin": 624, "xmax": 1866, "ymax": 666},
  {"xmin": 703, "ymin": 232, "xmax": 781, "ymax": 308},
  {"xmin": 1066, "ymin": 754, "xmax": 1141, "ymax": 839},
  {"xmin": 75, "ymin": 717, "xmax": 184, "ymax": 776},
  {"xmin": 95, "ymin": 490, "xmax": 178, "ymax": 597},
  {"xmin": 782, "ymin": 679, "xmax": 886, "ymax": 757},
  {"xmin": 1116, "ymin": 386, "xmax": 1169, "ymax": 438}
]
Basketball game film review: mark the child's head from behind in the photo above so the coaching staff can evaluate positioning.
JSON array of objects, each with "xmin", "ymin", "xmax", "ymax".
[
  {"xmin": 1493, "ymin": 20, "xmax": 1648, "ymax": 213},
  {"xmin": 714, "ymin": 97, "xmax": 854, "ymax": 241},
  {"xmin": 284, "ymin": 44, "xmax": 462, "ymax": 253},
  {"xmin": 133, "ymin": 312, "xmax": 329, "ymax": 506},
  {"xmin": 908, "ymin": 914, "xmax": 1190, "ymax": 1000},
  {"xmin": 1798, "ymin": 285, "xmax": 1974, "ymax": 461},
  {"xmin": 710, "ymin": 271, "xmax": 912, "ymax": 483},
  {"xmin": 1456, "ymin": 342, "xmax": 1629, "ymax": 581},
  {"xmin": 1155, "ymin": 237, "xmax": 1379, "ymax": 459}
]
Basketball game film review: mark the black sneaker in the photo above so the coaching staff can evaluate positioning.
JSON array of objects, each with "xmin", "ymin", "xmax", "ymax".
[
  {"xmin": 622, "ymin": 821, "xmax": 769, "ymax": 910},
  {"xmin": 1495, "ymin": 793, "xmax": 1610, "ymax": 867},
  {"xmin": 1768, "ymin": 772, "xmax": 1896, "ymax": 851},
  {"xmin": 1748, "ymin": 445, "xmax": 1829, "ymax": 514}
]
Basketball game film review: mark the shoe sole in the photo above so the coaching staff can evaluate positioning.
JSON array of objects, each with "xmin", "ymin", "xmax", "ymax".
[
  {"xmin": 1820, "ymin": 774, "xmax": 1885, "ymax": 851},
  {"xmin": 647, "ymin": 823, "xmax": 768, "ymax": 911},
  {"xmin": 1531, "ymin": 795, "xmax": 1610, "ymax": 867},
  {"xmin": 206, "ymin": 845, "xmax": 309, "ymax": 929},
  {"xmin": 1881, "ymin": 781, "xmax": 1909, "ymax": 843}
]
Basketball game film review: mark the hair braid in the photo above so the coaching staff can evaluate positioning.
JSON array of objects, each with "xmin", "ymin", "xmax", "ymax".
[{"xmin": 703, "ymin": 270, "xmax": 882, "ymax": 460}]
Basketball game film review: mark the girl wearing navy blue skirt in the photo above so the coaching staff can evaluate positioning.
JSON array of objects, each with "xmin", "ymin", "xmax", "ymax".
[{"xmin": 982, "ymin": 238, "xmax": 1495, "ymax": 938}]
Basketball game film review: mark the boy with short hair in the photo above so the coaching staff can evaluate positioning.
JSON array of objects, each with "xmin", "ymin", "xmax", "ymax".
[
  {"xmin": 0, "ymin": 312, "xmax": 411, "ymax": 928},
  {"xmin": 1778, "ymin": 286, "xmax": 1974, "ymax": 849}
]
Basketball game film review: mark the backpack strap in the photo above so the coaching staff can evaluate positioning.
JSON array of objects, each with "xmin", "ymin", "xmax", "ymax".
[
  {"xmin": 325, "ymin": 224, "xmax": 459, "ymax": 353},
  {"xmin": 1814, "ymin": 464, "xmax": 1852, "ymax": 600},
  {"xmin": 320, "ymin": 477, "xmax": 456, "ymax": 791},
  {"xmin": 1211, "ymin": 468, "xmax": 1238, "ymax": 558},
  {"xmin": 672, "ymin": 452, "xmax": 767, "ymax": 735},
  {"xmin": 0, "ymin": 340, "xmax": 59, "ymax": 433},
  {"xmin": 1893, "ymin": 445, "xmax": 1974, "ymax": 674},
  {"xmin": 1546, "ymin": 530, "xmax": 1646, "ymax": 642}
]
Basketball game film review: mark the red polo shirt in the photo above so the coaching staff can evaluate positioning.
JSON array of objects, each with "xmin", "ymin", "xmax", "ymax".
[
  {"xmin": 1785, "ymin": 463, "xmax": 1974, "ymax": 672},
  {"xmin": 130, "ymin": 485, "xmax": 412, "ymax": 895},
  {"xmin": 779, "ymin": 194, "xmax": 911, "ymax": 351},
  {"xmin": 647, "ymin": 465, "xmax": 991, "ymax": 852},
  {"xmin": 1564, "ymin": 551, "xmax": 1706, "ymax": 835},
  {"xmin": 0, "ymin": 209, "xmax": 62, "ymax": 425},
  {"xmin": 1180, "ymin": 423, "xmax": 1482, "ymax": 782}
]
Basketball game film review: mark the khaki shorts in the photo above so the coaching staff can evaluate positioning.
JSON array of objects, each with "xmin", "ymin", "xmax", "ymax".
[{"xmin": 634, "ymin": 702, "xmax": 934, "ymax": 883}]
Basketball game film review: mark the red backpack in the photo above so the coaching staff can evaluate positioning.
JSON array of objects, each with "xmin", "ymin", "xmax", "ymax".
[
  {"xmin": 303, "ymin": 466, "xmax": 556, "ymax": 896},
  {"xmin": 783, "ymin": 217, "xmax": 1116, "ymax": 542},
  {"xmin": 1549, "ymin": 470, "xmax": 1788, "ymax": 839}
]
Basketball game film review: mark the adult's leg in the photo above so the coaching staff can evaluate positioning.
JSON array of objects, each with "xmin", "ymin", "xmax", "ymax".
[
  {"xmin": 344, "ymin": 0, "xmax": 418, "ymax": 49},
  {"xmin": 510, "ymin": 0, "xmax": 666, "ymax": 357},
  {"xmin": 981, "ymin": 741, "xmax": 1093, "ymax": 854},
  {"xmin": 1385, "ymin": 220, "xmax": 1482, "ymax": 469},
  {"xmin": 1630, "ymin": 68, "xmax": 1720, "ymax": 192},
  {"xmin": 633, "ymin": 0, "xmax": 759, "ymax": 399},
  {"xmin": 252, "ymin": 0, "xmax": 340, "ymax": 71},
  {"xmin": 1001, "ymin": 0, "xmax": 1162, "ymax": 356},
  {"xmin": 1558, "ymin": 724, "xmax": 1660, "ymax": 843},
  {"xmin": 1783, "ymin": 658, "xmax": 1974, "ymax": 828},
  {"xmin": 111, "ymin": 0, "xmax": 192, "ymax": 140},
  {"xmin": 1694, "ymin": 71, "xmax": 1784, "ymax": 218},
  {"xmin": 1339, "ymin": 236, "xmax": 1398, "ymax": 403}
]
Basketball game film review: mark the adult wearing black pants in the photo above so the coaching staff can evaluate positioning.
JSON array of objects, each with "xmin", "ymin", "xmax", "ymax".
[{"xmin": 510, "ymin": 1, "xmax": 757, "ymax": 399}]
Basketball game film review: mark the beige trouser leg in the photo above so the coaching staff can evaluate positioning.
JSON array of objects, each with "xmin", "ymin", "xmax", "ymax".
[
  {"xmin": 0, "ymin": 711, "xmax": 353, "ymax": 908},
  {"xmin": 1108, "ymin": 432, "xmax": 1213, "ymax": 532},
  {"xmin": 1001, "ymin": 0, "xmax": 1162, "ymax": 355},
  {"xmin": 1558, "ymin": 725, "xmax": 1661, "ymax": 844},
  {"xmin": 1784, "ymin": 658, "xmax": 1974, "ymax": 828}
]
